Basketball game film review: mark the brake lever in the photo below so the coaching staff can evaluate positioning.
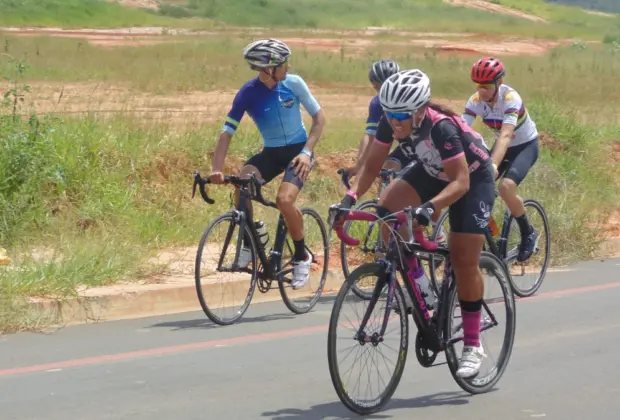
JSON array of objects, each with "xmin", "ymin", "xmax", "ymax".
[
  {"xmin": 337, "ymin": 168, "xmax": 352, "ymax": 190},
  {"xmin": 192, "ymin": 171, "xmax": 215, "ymax": 204}
]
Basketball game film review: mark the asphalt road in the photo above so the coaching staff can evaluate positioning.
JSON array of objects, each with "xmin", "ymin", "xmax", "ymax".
[{"xmin": 1, "ymin": 257, "xmax": 619, "ymax": 419}]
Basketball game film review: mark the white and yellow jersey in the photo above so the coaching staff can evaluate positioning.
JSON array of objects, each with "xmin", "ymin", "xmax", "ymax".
[{"xmin": 462, "ymin": 84, "xmax": 538, "ymax": 147}]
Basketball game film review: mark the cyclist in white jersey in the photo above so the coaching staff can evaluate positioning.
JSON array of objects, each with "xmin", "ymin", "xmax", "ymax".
[
  {"xmin": 209, "ymin": 39, "xmax": 326, "ymax": 288},
  {"xmin": 462, "ymin": 57, "xmax": 538, "ymax": 262}
]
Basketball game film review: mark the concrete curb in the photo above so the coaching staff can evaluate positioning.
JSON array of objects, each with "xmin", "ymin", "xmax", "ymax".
[{"xmin": 28, "ymin": 269, "xmax": 347, "ymax": 326}]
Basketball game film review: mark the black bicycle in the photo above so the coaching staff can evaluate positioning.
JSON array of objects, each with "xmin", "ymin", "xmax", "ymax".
[
  {"xmin": 429, "ymin": 188, "xmax": 550, "ymax": 298},
  {"xmin": 326, "ymin": 204, "xmax": 516, "ymax": 415},
  {"xmin": 337, "ymin": 167, "xmax": 398, "ymax": 298},
  {"xmin": 192, "ymin": 171, "xmax": 329, "ymax": 325}
]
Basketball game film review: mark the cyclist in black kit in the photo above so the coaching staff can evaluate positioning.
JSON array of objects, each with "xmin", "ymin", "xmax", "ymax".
[{"xmin": 336, "ymin": 69, "xmax": 495, "ymax": 379}]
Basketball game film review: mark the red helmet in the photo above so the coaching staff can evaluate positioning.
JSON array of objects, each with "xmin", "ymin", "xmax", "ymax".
[{"xmin": 471, "ymin": 57, "xmax": 505, "ymax": 83}]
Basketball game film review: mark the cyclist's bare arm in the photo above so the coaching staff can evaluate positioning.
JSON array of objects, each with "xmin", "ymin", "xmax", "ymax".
[
  {"xmin": 209, "ymin": 131, "xmax": 232, "ymax": 183},
  {"xmin": 304, "ymin": 108, "xmax": 326, "ymax": 153},
  {"xmin": 429, "ymin": 154, "xmax": 470, "ymax": 211},
  {"xmin": 346, "ymin": 133, "xmax": 374, "ymax": 175},
  {"xmin": 490, "ymin": 123, "xmax": 515, "ymax": 167},
  {"xmin": 349, "ymin": 140, "xmax": 390, "ymax": 197}
]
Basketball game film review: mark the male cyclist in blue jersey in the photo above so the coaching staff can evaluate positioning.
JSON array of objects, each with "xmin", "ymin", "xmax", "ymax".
[{"xmin": 209, "ymin": 38, "xmax": 326, "ymax": 289}]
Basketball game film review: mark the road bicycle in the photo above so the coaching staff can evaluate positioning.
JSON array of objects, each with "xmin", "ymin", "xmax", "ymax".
[
  {"xmin": 192, "ymin": 171, "xmax": 329, "ymax": 325},
  {"xmin": 429, "ymin": 188, "xmax": 550, "ymax": 298},
  {"xmin": 326, "ymin": 204, "xmax": 516, "ymax": 415}
]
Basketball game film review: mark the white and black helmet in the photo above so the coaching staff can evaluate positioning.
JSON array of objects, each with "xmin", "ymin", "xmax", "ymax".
[
  {"xmin": 369, "ymin": 59, "xmax": 400, "ymax": 85},
  {"xmin": 243, "ymin": 38, "xmax": 291, "ymax": 70},
  {"xmin": 379, "ymin": 69, "xmax": 431, "ymax": 113}
]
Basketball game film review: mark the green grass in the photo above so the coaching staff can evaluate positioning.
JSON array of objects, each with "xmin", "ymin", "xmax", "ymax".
[
  {"xmin": 0, "ymin": 0, "xmax": 185, "ymax": 28},
  {"xmin": 153, "ymin": 0, "xmax": 616, "ymax": 39},
  {"xmin": 4, "ymin": 33, "xmax": 620, "ymax": 110},
  {"xmin": 1, "ymin": 30, "xmax": 619, "ymax": 331}
]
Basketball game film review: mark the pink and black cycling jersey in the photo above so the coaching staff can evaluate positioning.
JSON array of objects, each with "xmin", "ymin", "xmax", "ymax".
[{"xmin": 375, "ymin": 107, "xmax": 492, "ymax": 182}]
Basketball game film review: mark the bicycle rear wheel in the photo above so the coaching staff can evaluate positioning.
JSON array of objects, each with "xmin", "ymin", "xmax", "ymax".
[
  {"xmin": 503, "ymin": 199, "xmax": 551, "ymax": 297},
  {"xmin": 443, "ymin": 251, "xmax": 516, "ymax": 394},
  {"xmin": 195, "ymin": 212, "xmax": 258, "ymax": 326},
  {"xmin": 278, "ymin": 208, "xmax": 329, "ymax": 314},
  {"xmin": 339, "ymin": 200, "xmax": 383, "ymax": 299},
  {"xmin": 327, "ymin": 262, "xmax": 409, "ymax": 415}
]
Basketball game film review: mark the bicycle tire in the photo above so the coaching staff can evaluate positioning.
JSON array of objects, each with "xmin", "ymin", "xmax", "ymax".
[
  {"xmin": 278, "ymin": 208, "xmax": 329, "ymax": 314},
  {"xmin": 327, "ymin": 262, "xmax": 409, "ymax": 415},
  {"xmin": 195, "ymin": 212, "xmax": 258, "ymax": 326},
  {"xmin": 443, "ymin": 251, "xmax": 516, "ymax": 394},
  {"xmin": 503, "ymin": 199, "xmax": 551, "ymax": 297},
  {"xmin": 339, "ymin": 200, "xmax": 382, "ymax": 300}
]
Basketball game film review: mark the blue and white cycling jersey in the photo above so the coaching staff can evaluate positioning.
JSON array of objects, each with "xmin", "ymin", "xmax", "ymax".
[
  {"xmin": 365, "ymin": 95, "xmax": 383, "ymax": 136},
  {"xmin": 222, "ymin": 74, "xmax": 321, "ymax": 148}
]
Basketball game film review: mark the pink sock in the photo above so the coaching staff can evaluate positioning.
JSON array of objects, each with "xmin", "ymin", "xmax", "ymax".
[{"xmin": 462, "ymin": 310, "xmax": 481, "ymax": 347}]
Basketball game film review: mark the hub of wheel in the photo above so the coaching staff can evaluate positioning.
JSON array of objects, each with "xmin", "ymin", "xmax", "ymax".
[{"xmin": 370, "ymin": 332, "xmax": 383, "ymax": 347}]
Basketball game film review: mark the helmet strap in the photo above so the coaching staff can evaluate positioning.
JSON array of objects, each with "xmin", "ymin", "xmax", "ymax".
[
  {"xmin": 258, "ymin": 69, "xmax": 276, "ymax": 85},
  {"xmin": 412, "ymin": 107, "xmax": 426, "ymax": 128},
  {"xmin": 490, "ymin": 80, "xmax": 500, "ymax": 103}
]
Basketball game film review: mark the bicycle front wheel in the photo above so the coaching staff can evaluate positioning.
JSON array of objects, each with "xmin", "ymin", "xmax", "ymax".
[
  {"xmin": 278, "ymin": 208, "xmax": 329, "ymax": 314},
  {"xmin": 195, "ymin": 212, "xmax": 258, "ymax": 326},
  {"xmin": 327, "ymin": 262, "xmax": 409, "ymax": 415},
  {"xmin": 443, "ymin": 251, "xmax": 516, "ymax": 394}
]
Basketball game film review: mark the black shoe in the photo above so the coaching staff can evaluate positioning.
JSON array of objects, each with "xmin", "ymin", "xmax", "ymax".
[{"xmin": 517, "ymin": 226, "xmax": 538, "ymax": 262}]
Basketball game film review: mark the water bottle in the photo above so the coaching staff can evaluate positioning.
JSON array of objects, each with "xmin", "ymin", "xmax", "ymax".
[
  {"xmin": 255, "ymin": 220, "xmax": 269, "ymax": 248},
  {"xmin": 410, "ymin": 265, "xmax": 436, "ymax": 311}
]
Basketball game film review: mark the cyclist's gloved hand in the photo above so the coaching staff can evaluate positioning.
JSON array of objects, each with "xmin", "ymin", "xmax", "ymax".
[
  {"xmin": 413, "ymin": 201, "xmax": 435, "ymax": 227},
  {"xmin": 340, "ymin": 191, "xmax": 357, "ymax": 209},
  {"xmin": 333, "ymin": 191, "xmax": 357, "ymax": 228}
]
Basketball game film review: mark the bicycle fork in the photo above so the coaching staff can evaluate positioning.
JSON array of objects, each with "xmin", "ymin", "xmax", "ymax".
[{"xmin": 354, "ymin": 259, "xmax": 395, "ymax": 346}]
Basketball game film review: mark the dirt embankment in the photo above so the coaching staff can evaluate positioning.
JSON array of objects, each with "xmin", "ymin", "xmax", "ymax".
[
  {"xmin": 444, "ymin": 0, "xmax": 547, "ymax": 23},
  {"xmin": 0, "ymin": 25, "xmax": 569, "ymax": 56}
]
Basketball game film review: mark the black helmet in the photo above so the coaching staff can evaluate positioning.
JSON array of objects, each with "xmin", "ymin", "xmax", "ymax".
[{"xmin": 369, "ymin": 59, "xmax": 400, "ymax": 85}]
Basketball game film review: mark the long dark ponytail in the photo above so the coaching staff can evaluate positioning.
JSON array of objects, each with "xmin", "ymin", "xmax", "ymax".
[{"xmin": 427, "ymin": 101, "xmax": 459, "ymax": 117}]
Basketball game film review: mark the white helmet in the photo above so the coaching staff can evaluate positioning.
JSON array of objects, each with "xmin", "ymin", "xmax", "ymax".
[
  {"xmin": 243, "ymin": 38, "xmax": 291, "ymax": 70},
  {"xmin": 379, "ymin": 69, "xmax": 431, "ymax": 113}
]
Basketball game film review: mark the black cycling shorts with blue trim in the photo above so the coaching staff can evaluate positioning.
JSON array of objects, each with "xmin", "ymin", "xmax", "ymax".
[
  {"xmin": 245, "ymin": 142, "xmax": 313, "ymax": 189},
  {"xmin": 398, "ymin": 163, "xmax": 496, "ymax": 235},
  {"xmin": 496, "ymin": 137, "xmax": 539, "ymax": 186}
]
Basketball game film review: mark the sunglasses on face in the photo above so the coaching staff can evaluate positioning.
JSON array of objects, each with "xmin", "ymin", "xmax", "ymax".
[
  {"xmin": 475, "ymin": 83, "xmax": 494, "ymax": 90},
  {"xmin": 386, "ymin": 111, "xmax": 412, "ymax": 121}
]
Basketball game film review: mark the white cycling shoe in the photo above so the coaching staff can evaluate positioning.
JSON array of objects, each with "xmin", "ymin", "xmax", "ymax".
[
  {"xmin": 291, "ymin": 251, "xmax": 311, "ymax": 289},
  {"xmin": 456, "ymin": 345, "xmax": 487, "ymax": 378}
]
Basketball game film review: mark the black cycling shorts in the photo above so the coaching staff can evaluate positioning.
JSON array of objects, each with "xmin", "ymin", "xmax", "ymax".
[
  {"xmin": 496, "ymin": 138, "xmax": 539, "ymax": 185},
  {"xmin": 245, "ymin": 142, "xmax": 313, "ymax": 189},
  {"xmin": 398, "ymin": 163, "xmax": 496, "ymax": 235}
]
